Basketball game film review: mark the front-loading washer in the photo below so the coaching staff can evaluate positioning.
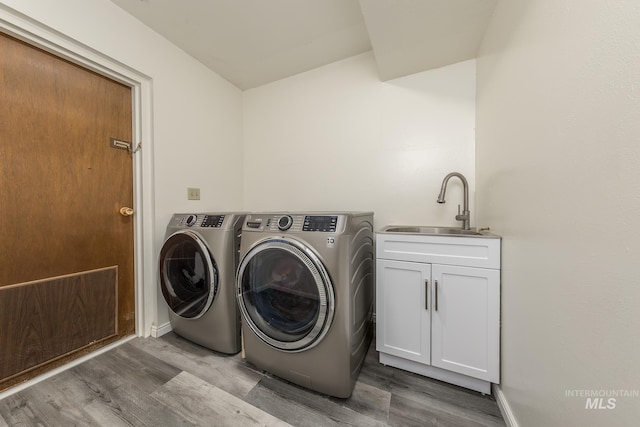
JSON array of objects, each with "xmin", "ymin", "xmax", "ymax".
[
  {"xmin": 159, "ymin": 213, "xmax": 245, "ymax": 354},
  {"xmin": 236, "ymin": 212, "xmax": 374, "ymax": 398}
]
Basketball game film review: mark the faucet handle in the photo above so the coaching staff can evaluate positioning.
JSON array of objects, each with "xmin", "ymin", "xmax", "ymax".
[{"xmin": 455, "ymin": 204, "xmax": 470, "ymax": 222}]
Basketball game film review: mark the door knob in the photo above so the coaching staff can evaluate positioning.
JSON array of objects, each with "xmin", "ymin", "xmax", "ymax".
[{"xmin": 119, "ymin": 207, "xmax": 134, "ymax": 216}]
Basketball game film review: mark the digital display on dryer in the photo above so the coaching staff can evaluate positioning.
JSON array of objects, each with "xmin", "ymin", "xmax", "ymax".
[
  {"xmin": 202, "ymin": 215, "xmax": 225, "ymax": 227},
  {"xmin": 303, "ymin": 216, "xmax": 338, "ymax": 232}
]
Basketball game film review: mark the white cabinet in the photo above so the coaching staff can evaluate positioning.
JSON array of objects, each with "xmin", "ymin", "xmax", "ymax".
[
  {"xmin": 376, "ymin": 232, "xmax": 501, "ymax": 394},
  {"xmin": 377, "ymin": 260, "xmax": 432, "ymax": 364},
  {"xmin": 431, "ymin": 264, "xmax": 500, "ymax": 381}
]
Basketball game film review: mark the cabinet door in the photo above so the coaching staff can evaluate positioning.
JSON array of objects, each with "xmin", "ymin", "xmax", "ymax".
[
  {"xmin": 431, "ymin": 265, "xmax": 500, "ymax": 382},
  {"xmin": 376, "ymin": 259, "xmax": 431, "ymax": 365}
]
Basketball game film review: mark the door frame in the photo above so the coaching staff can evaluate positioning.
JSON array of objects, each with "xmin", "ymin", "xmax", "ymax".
[{"xmin": 0, "ymin": 6, "xmax": 155, "ymax": 338}]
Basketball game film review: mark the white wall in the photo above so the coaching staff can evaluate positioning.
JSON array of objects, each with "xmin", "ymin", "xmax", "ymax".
[
  {"xmin": 0, "ymin": 0, "xmax": 244, "ymax": 329},
  {"xmin": 243, "ymin": 53, "xmax": 477, "ymax": 230},
  {"xmin": 476, "ymin": 0, "xmax": 640, "ymax": 426}
]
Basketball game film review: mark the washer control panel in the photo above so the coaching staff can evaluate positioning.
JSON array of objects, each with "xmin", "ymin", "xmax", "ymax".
[
  {"xmin": 302, "ymin": 215, "xmax": 338, "ymax": 232},
  {"xmin": 244, "ymin": 214, "xmax": 340, "ymax": 233}
]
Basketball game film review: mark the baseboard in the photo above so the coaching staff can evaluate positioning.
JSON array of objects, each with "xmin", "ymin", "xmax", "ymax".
[
  {"xmin": 492, "ymin": 384, "xmax": 519, "ymax": 427},
  {"xmin": 151, "ymin": 322, "xmax": 172, "ymax": 338}
]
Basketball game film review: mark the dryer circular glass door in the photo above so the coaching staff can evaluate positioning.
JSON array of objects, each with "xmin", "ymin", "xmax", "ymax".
[
  {"xmin": 160, "ymin": 230, "xmax": 218, "ymax": 319},
  {"xmin": 237, "ymin": 237, "xmax": 335, "ymax": 351}
]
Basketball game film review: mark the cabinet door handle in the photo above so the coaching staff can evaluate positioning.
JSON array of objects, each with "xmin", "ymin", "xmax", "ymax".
[
  {"xmin": 425, "ymin": 279, "xmax": 428, "ymax": 310},
  {"xmin": 435, "ymin": 280, "xmax": 439, "ymax": 311}
]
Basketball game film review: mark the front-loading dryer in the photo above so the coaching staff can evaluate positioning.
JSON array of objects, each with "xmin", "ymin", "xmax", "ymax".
[
  {"xmin": 159, "ymin": 213, "xmax": 244, "ymax": 354},
  {"xmin": 236, "ymin": 212, "xmax": 374, "ymax": 397}
]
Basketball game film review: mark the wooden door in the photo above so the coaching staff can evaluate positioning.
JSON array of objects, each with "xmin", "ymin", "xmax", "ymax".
[{"xmin": 0, "ymin": 33, "xmax": 135, "ymax": 390}]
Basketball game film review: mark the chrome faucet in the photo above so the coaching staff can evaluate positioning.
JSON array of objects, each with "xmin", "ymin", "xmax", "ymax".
[{"xmin": 437, "ymin": 172, "xmax": 471, "ymax": 230}]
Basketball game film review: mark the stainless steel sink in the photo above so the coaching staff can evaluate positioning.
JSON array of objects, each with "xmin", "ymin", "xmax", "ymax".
[{"xmin": 380, "ymin": 225, "xmax": 485, "ymax": 236}]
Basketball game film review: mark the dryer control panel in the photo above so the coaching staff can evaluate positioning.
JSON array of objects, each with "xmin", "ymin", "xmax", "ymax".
[
  {"xmin": 201, "ymin": 215, "xmax": 225, "ymax": 227},
  {"xmin": 175, "ymin": 214, "xmax": 225, "ymax": 228}
]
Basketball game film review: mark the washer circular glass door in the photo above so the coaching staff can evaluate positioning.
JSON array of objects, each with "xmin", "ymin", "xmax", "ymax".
[
  {"xmin": 237, "ymin": 237, "xmax": 335, "ymax": 351},
  {"xmin": 160, "ymin": 230, "xmax": 218, "ymax": 319}
]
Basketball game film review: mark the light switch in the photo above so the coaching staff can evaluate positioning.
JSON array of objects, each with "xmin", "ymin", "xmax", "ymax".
[{"xmin": 187, "ymin": 187, "xmax": 200, "ymax": 200}]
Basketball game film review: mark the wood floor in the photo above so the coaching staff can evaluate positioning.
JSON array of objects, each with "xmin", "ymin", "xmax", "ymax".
[{"xmin": 0, "ymin": 332, "xmax": 505, "ymax": 426}]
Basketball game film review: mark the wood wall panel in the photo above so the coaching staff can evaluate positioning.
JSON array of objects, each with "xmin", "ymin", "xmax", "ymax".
[{"xmin": 0, "ymin": 267, "xmax": 117, "ymax": 383}]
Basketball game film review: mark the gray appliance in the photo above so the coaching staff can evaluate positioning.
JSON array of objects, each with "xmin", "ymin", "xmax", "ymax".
[
  {"xmin": 159, "ymin": 213, "xmax": 244, "ymax": 354},
  {"xmin": 236, "ymin": 212, "xmax": 374, "ymax": 397}
]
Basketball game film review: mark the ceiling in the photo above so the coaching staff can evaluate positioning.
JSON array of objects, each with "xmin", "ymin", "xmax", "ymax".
[{"xmin": 109, "ymin": 0, "xmax": 497, "ymax": 90}]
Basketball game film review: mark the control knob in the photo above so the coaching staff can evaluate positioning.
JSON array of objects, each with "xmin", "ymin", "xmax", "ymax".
[
  {"xmin": 277, "ymin": 215, "xmax": 293, "ymax": 231},
  {"xmin": 185, "ymin": 215, "xmax": 197, "ymax": 226}
]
